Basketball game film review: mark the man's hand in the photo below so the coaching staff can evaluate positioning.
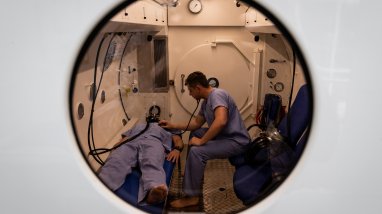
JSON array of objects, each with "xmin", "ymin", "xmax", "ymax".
[
  {"xmin": 189, "ymin": 137, "xmax": 204, "ymax": 146},
  {"xmin": 158, "ymin": 120, "xmax": 173, "ymax": 129},
  {"xmin": 166, "ymin": 149, "xmax": 181, "ymax": 163}
]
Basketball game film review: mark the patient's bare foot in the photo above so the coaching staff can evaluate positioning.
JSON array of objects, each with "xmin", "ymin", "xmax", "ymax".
[
  {"xmin": 170, "ymin": 196, "xmax": 200, "ymax": 208},
  {"xmin": 146, "ymin": 184, "xmax": 168, "ymax": 204}
]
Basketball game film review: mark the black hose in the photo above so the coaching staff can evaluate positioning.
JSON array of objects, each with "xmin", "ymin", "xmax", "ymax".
[
  {"xmin": 180, "ymin": 99, "xmax": 200, "ymax": 135},
  {"xmin": 183, "ymin": 100, "xmax": 201, "ymax": 164},
  {"xmin": 88, "ymin": 33, "xmax": 116, "ymax": 165},
  {"xmin": 87, "ymin": 33, "xmax": 108, "ymax": 166}
]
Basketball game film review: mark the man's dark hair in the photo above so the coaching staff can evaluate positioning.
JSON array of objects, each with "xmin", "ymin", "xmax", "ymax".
[{"xmin": 185, "ymin": 71, "xmax": 209, "ymax": 88}]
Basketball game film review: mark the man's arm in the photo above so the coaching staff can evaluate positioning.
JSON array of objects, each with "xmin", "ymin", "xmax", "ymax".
[
  {"xmin": 159, "ymin": 114, "xmax": 205, "ymax": 131},
  {"xmin": 189, "ymin": 106, "xmax": 228, "ymax": 146},
  {"xmin": 183, "ymin": 114, "xmax": 205, "ymax": 131}
]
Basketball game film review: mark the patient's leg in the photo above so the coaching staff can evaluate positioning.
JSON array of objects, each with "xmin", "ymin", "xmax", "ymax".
[
  {"xmin": 138, "ymin": 139, "xmax": 167, "ymax": 204},
  {"xmin": 98, "ymin": 142, "xmax": 138, "ymax": 191}
]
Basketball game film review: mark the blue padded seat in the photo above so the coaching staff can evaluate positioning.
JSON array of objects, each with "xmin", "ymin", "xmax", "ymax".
[
  {"xmin": 114, "ymin": 160, "xmax": 175, "ymax": 214},
  {"xmin": 231, "ymin": 84, "xmax": 311, "ymax": 205},
  {"xmin": 232, "ymin": 162, "xmax": 273, "ymax": 203},
  {"xmin": 278, "ymin": 84, "xmax": 311, "ymax": 149}
]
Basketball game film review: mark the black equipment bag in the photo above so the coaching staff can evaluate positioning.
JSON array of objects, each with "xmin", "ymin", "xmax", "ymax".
[{"xmin": 244, "ymin": 132, "xmax": 294, "ymax": 178}]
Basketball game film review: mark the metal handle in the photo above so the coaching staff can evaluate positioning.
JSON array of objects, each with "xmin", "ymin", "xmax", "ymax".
[{"xmin": 181, "ymin": 74, "xmax": 185, "ymax": 93}]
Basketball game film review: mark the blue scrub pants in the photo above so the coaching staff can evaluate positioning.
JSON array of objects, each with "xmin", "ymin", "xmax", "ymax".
[
  {"xmin": 183, "ymin": 128, "xmax": 247, "ymax": 196},
  {"xmin": 98, "ymin": 137, "xmax": 167, "ymax": 204}
]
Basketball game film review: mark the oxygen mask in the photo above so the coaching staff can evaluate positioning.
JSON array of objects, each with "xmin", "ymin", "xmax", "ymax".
[{"xmin": 146, "ymin": 114, "xmax": 159, "ymax": 123}]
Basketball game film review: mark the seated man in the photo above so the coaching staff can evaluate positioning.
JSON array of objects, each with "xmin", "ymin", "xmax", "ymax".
[{"xmin": 98, "ymin": 122, "xmax": 183, "ymax": 205}]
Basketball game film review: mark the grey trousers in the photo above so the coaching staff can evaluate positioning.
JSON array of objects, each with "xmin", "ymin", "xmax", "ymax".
[
  {"xmin": 183, "ymin": 128, "xmax": 247, "ymax": 196},
  {"xmin": 98, "ymin": 137, "xmax": 166, "ymax": 204}
]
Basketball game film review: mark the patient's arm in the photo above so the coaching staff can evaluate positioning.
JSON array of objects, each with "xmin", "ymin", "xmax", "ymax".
[{"xmin": 166, "ymin": 135, "xmax": 184, "ymax": 163}]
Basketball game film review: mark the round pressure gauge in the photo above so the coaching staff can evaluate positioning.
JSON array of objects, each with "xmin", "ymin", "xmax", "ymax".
[
  {"xmin": 149, "ymin": 105, "xmax": 161, "ymax": 116},
  {"xmin": 207, "ymin": 77, "xmax": 219, "ymax": 88},
  {"xmin": 188, "ymin": 0, "xmax": 202, "ymax": 14},
  {"xmin": 274, "ymin": 82, "xmax": 284, "ymax": 92},
  {"xmin": 267, "ymin": 68, "xmax": 277, "ymax": 79}
]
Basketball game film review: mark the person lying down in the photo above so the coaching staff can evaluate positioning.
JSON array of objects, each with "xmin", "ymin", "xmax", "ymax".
[{"xmin": 98, "ymin": 122, "xmax": 184, "ymax": 205}]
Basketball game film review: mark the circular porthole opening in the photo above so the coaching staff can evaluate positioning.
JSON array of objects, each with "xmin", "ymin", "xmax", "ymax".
[{"xmin": 69, "ymin": 0, "xmax": 313, "ymax": 213}]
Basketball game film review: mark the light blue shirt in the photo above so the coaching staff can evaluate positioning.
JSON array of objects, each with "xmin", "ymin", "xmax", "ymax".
[{"xmin": 198, "ymin": 88, "xmax": 250, "ymax": 145}]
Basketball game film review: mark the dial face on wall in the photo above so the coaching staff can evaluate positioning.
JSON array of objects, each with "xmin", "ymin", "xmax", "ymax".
[
  {"xmin": 267, "ymin": 68, "xmax": 277, "ymax": 79},
  {"xmin": 207, "ymin": 77, "xmax": 219, "ymax": 88},
  {"xmin": 274, "ymin": 82, "xmax": 284, "ymax": 92},
  {"xmin": 188, "ymin": 0, "xmax": 202, "ymax": 14}
]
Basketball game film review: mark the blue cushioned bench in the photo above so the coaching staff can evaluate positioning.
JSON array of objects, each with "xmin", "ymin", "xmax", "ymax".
[{"xmin": 115, "ymin": 160, "xmax": 175, "ymax": 214}]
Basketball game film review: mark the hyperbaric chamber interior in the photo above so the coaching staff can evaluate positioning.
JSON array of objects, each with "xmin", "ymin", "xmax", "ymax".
[{"xmin": 69, "ymin": 0, "xmax": 313, "ymax": 213}]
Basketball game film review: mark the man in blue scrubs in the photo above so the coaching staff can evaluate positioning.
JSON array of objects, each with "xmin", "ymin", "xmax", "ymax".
[
  {"xmin": 98, "ymin": 123, "xmax": 184, "ymax": 205},
  {"xmin": 159, "ymin": 71, "xmax": 250, "ymax": 208}
]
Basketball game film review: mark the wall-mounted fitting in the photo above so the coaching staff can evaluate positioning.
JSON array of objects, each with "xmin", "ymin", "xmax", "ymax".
[
  {"xmin": 266, "ymin": 69, "xmax": 277, "ymax": 78},
  {"xmin": 274, "ymin": 82, "xmax": 284, "ymax": 92},
  {"xmin": 181, "ymin": 74, "xmax": 185, "ymax": 93},
  {"xmin": 77, "ymin": 103, "xmax": 84, "ymax": 120},
  {"xmin": 149, "ymin": 105, "xmax": 161, "ymax": 117},
  {"xmin": 122, "ymin": 118, "xmax": 128, "ymax": 126},
  {"xmin": 269, "ymin": 59, "xmax": 286, "ymax": 63},
  {"xmin": 254, "ymin": 35, "xmax": 260, "ymax": 42},
  {"xmin": 154, "ymin": 0, "xmax": 179, "ymax": 7},
  {"xmin": 128, "ymin": 66, "xmax": 137, "ymax": 74},
  {"xmin": 208, "ymin": 77, "xmax": 220, "ymax": 88},
  {"xmin": 101, "ymin": 90, "xmax": 106, "ymax": 103}
]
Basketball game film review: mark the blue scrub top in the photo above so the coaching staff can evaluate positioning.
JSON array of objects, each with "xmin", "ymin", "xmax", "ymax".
[{"xmin": 198, "ymin": 88, "xmax": 250, "ymax": 145}]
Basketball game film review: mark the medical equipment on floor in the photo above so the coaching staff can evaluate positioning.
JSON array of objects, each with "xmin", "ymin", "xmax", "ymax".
[{"xmin": 230, "ymin": 84, "xmax": 311, "ymax": 205}]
